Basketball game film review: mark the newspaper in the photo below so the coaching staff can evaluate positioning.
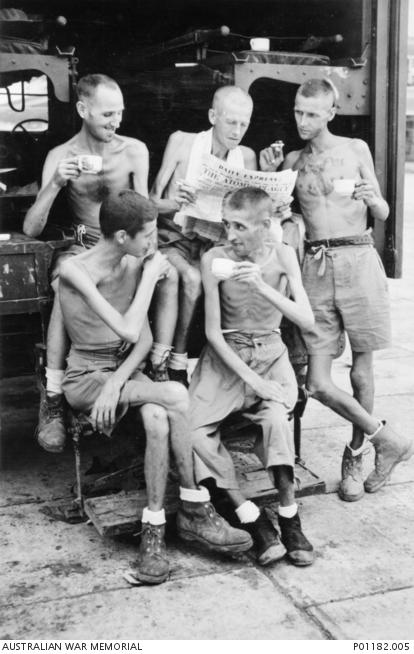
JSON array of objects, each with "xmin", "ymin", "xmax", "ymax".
[{"xmin": 175, "ymin": 154, "xmax": 298, "ymax": 224}]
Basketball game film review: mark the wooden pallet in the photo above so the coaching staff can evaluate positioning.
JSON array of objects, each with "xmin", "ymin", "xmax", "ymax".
[{"xmin": 83, "ymin": 449, "xmax": 325, "ymax": 538}]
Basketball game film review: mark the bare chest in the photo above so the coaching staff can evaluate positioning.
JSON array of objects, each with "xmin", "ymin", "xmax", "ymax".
[{"xmin": 295, "ymin": 149, "xmax": 360, "ymax": 199}]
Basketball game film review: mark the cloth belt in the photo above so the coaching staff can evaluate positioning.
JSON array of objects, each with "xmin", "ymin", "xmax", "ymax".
[
  {"xmin": 305, "ymin": 231, "xmax": 374, "ymax": 276},
  {"xmin": 71, "ymin": 341, "xmax": 131, "ymax": 362},
  {"xmin": 223, "ymin": 330, "xmax": 281, "ymax": 348}
]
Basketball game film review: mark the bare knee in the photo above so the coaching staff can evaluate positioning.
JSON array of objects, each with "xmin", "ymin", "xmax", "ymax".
[
  {"xmin": 350, "ymin": 365, "xmax": 373, "ymax": 395},
  {"xmin": 157, "ymin": 265, "xmax": 179, "ymax": 298},
  {"xmin": 306, "ymin": 377, "xmax": 335, "ymax": 404},
  {"xmin": 140, "ymin": 403, "xmax": 169, "ymax": 437},
  {"xmin": 163, "ymin": 381, "xmax": 190, "ymax": 414},
  {"xmin": 181, "ymin": 266, "xmax": 202, "ymax": 301}
]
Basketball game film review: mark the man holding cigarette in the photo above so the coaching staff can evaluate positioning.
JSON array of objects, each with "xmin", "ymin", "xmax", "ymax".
[
  {"xmin": 149, "ymin": 86, "xmax": 285, "ymax": 385},
  {"xmin": 265, "ymin": 78, "xmax": 412, "ymax": 501},
  {"xmin": 23, "ymin": 73, "xmax": 149, "ymax": 453}
]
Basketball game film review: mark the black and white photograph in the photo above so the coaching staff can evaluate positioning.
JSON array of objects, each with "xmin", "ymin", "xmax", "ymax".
[{"xmin": 0, "ymin": 0, "xmax": 413, "ymax": 643}]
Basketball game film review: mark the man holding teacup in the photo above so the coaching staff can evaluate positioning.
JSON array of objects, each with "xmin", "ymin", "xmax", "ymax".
[
  {"xmin": 263, "ymin": 77, "xmax": 412, "ymax": 502},
  {"xmin": 23, "ymin": 74, "xmax": 149, "ymax": 454}
]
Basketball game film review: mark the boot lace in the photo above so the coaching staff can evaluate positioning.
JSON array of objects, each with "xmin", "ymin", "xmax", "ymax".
[
  {"xmin": 140, "ymin": 524, "xmax": 165, "ymax": 554},
  {"xmin": 204, "ymin": 502, "xmax": 224, "ymax": 528}
]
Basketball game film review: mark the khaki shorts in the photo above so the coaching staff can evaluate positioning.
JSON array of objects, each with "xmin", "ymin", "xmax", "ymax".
[
  {"xmin": 158, "ymin": 216, "xmax": 216, "ymax": 267},
  {"xmin": 62, "ymin": 346, "xmax": 150, "ymax": 432},
  {"xmin": 50, "ymin": 224, "xmax": 100, "ymax": 282},
  {"xmin": 302, "ymin": 244, "xmax": 391, "ymax": 355}
]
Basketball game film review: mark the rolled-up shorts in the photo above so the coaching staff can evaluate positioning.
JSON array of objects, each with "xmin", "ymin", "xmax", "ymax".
[
  {"xmin": 302, "ymin": 243, "xmax": 391, "ymax": 355},
  {"xmin": 62, "ymin": 345, "xmax": 150, "ymax": 432}
]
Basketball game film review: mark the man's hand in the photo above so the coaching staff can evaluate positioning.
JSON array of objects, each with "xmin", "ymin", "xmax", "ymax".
[
  {"xmin": 259, "ymin": 145, "xmax": 284, "ymax": 172},
  {"xmin": 52, "ymin": 157, "xmax": 81, "ymax": 188},
  {"xmin": 231, "ymin": 261, "xmax": 263, "ymax": 286},
  {"xmin": 143, "ymin": 250, "xmax": 171, "ymax": 281},
  {"xmin": 354, "ymin": 162, "xmax": 381, "ymax": 208},
  {"xmin": 273, "ymin": 196, "xmax": 293, "ymax": 220},
  {"xmin": 90, "ymin": 379, "xmax": 122, "ymax": 433},
  {"xmin": 250, "ymin": 377, "xmax": 290, "ymax": 406},
  {"xmin": 174, "ymin": 180, "xmax": 198, "ymax": 207}
]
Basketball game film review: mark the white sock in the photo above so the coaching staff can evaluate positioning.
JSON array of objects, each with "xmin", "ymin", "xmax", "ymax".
[
  {"xmin": 365, "ymin": 420, "xmax": 385, "ymax": 439},
  {"xmin": 169, "ymin": 352, "xmax": 188, "ymax": 371},
  {"xmin": 150, "ymin": 342, "xmax": 172, "ymax": 368},
  {"xmin": 348, "ymin": 440, "xmax": 367, "ymax": 456},
  {"xmin": 179, "ymin": 486, "xmax": 210, "ymax": 503},
  {"xmin": 235, "ymin": 500, "xmax": 260, "ymax": 524},
  {"xmin": 278, "ymin": 503, "xmax": 298, "ymax": 519},
  {"xmin": 46, "ymin": 368, "xmax": 65, "ymax": 395},
  {"xmin": 142, "ymin": 507, "xmax": 166, "ymax": 525}
]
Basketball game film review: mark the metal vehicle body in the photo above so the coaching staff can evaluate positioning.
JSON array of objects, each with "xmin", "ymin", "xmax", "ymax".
[{"xmin": 0, "ymin": 0, "xmax": 408, "ymax": 377}]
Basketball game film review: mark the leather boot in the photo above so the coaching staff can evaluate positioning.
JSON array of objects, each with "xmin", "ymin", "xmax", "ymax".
[
  {"xmin": 245, "ymin": 509, "xmax": 286, "ymax": 566},
  {"xmin": 176, "ymin": 501, "xmax": 253, "ymax": 553},
  {"xmin": 133, "ymin": 522, "xmax": 169, "ymax": 585},
  {"xmin": 338, "ymin": 444, "xmax": 365, "ymax": 502},
  {"xmin": 364, "ymin": 422, "xmax": 413, "ymax": 493},
  {"xmin": 37, "ymin": 389, "xmax": 66, "ymax": 453},
  {"xmin": 279, "ymin": 512, "xmax": 314, "ymax": 566}
]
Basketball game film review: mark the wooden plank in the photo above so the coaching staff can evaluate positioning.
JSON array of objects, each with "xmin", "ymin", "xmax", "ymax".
[{"xmin": 83, "ymin": 452, "xmax": 325, "ymax": 537}]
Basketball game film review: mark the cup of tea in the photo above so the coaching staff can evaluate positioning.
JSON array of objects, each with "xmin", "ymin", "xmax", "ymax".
[
  {"xmin": 211, "ymin": 257, "xmax": 236, "ymax": 280},
  {"xmin": 250, "ymin": 38, "xmax": 270, "ymax": 52},
  {"xmin": 78, "ymin": 154, "xmax": 103, "ymax": 174},
  {"xmin": 333, "ymin": 178, "xmax": 355, "ymax": 196}
]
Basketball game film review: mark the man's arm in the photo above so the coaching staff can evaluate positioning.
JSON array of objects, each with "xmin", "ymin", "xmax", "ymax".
[
  {"xmin": 129, "ymin": 140, "xmax": 150, "ymax": 197},
  {"xmin": 231, "ymin": 246, "xmax": 314, "ymax": 331},
  {"xmin": 201, "ymin": 252, "xmax": 290, "ymax": 404},
  {"xmin": 90, "ymin": 318, "xmax": 153, "ymax": 432},
  {"xmin": 282, "ymin": 150, "xmax": 301, "ymax": 172},
  {"xmin": 352, "ymin": 139, "xmax": 389, "ymax": 221},
  {"xmin": 23, "ymin": 146, "xmax": 80, "ymax": 237},
  {"xmin": 59, "ymin": 252, "xmax": 170, "ymax": 343},
  {"xmin": 240, "ymin": 145, "xmax": 258, "ymax": 171},
  {"xmin": 150, "ymin": 131, "xmax": 186, "ymax": 214}
]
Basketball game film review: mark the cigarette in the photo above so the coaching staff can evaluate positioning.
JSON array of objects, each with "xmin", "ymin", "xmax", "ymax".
[{"xmin": 271, "ymin": 141, "xmax": 284, "ymax": 152}]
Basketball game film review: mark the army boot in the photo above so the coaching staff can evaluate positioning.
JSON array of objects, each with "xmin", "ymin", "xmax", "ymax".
[
  {"xmin": 338, "ymin": 444, "xmax": 366, "ymax": 502},
  {"xmin": 177, "ymin": 500, "xmax": 253, "ymax": 553},
  {"xmin": 365, "ymin": 422, "xmax": 413, "ymax": 493}
]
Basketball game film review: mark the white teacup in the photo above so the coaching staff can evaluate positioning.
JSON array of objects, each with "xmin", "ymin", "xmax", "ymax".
[
  {"xmin": 333, "ymin": 178, "xmax": 355, "ymax": 196},
  {"xmin": 250, "ymin": 37, "xmax": 270, "ymax": 52},
  {"xmin": 78, "ymin": 154, "xmax": 103, "ymax": 174},
  {"xmin": 211, "ymin": 257, "xmax": 236, "ymax": 280}
]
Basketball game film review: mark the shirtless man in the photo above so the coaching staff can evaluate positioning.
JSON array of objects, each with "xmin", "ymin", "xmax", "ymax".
[
  {"xmin": 263, "ymin": 78, "xmax": 413, "ymax": 501},
  {"xmin": 23, "ymin": 74, "xmax": 149, "ymax": 453},
  {"xmin": 189, "ymin": 187, "xmax": 315, "ymax": 567},
  {"xmin": 149, "ymin": 86, "xmax": 268, "ymax": 385},
  {"xmin": 58, "ymin": 189, "xmax": 252, "ymax": 585}
]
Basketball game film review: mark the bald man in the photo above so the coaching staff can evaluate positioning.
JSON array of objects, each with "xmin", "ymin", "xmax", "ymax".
[{"xmin": 148, "ymin": 86, "xmax": 262, "ymax": 385}]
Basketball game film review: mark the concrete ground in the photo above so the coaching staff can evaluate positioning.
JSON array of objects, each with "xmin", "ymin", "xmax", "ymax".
[{"xmin": 1, "ymin": 171, "xmax": 414, "ymax": 641}]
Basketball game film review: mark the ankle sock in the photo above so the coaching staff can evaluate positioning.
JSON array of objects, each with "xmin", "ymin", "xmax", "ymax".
[
  {"xmin": 235, "ymin": 500, "xmax": 260, "ymax": 524},
  {"xmin": 348, "ymin": 440, "xmax": 368, "ymax": 456},
  {"xmin": 365, "ymin": 420, "xmax": 385, "ymax": 440},
  {"xmin": 150, "ymin": 342, "xmax": 172, "ymax": 369},
  {"xmin": 142, "ymin": 507, "xmax": 166, "ymax": 525},
  {"xmin": 169, "ymin": 352, "xmax": 188, "ymax": 371},
  {"xmin": 278, "ymin": 503, "xmax": 298, "ymax": 519},
  {"xmin": 179, "ymin": 486, "xmax": 210, "ymax": 503},
  {"xmin": 46, "ymin": 368, "xmax": 65, "ymax": 395}
]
